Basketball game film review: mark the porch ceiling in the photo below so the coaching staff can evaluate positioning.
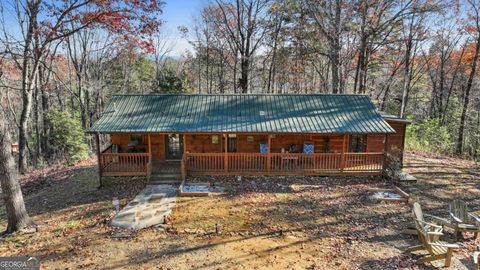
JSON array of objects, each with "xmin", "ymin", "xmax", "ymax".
[{"xmin": 87, "ymin": 94, "xmax": 395, "ymax": 134}]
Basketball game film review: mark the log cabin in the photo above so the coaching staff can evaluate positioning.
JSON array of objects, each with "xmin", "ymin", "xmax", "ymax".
[{"xmin": 87, "ymin": 94, "xmax": 409, "ymax": 184}]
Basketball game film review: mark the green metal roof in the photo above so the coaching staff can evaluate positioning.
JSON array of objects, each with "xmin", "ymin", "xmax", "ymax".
[{"xmin": 88, "ymin": 94, "xmax": 395, "ymax": 134}]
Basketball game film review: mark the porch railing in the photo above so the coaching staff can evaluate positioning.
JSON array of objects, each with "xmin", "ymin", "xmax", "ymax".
[
  {"xmin": 344, "ymin": 152, "xmax": 384, "ymax": 172},
  {"xmin": 98, "ymin": 151, "xmax": 384, "ymax": 177},
  {"xmin": 100, "ymin": 152, "xmax": 150, "ymax": 176},
  {"xmin": 184, "ymin": 152, "xmax": 384, "ymax": 176},
  {"xmin": 228, "ymin": 153, "xmax": 268, "ymax": 172},
  {"xmin": 186, "ymin": 153, "xmax": 224, "ymax": 173},
  {"xmin": 271, "ymin": 153, "xmax": 342, "ymax": 173}
]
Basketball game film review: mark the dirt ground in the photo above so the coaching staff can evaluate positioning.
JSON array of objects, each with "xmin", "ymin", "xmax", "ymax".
[{"xmin": 1, "ymin": 152, "xmax": 479, "ymax": 269}]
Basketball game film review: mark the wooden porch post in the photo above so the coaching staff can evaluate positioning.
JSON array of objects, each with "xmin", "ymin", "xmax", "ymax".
[
  {"xmin": 340, "ymin": 134, "xmax": 347, "ymax": 173},
  {"xmin": 95, "ymin": 132, "xmax": 103, "ymax": 188},
  {"xmin": 401, "ymin": 125, "xmax": 406, "ymax": 168},
  {"xmin": 383, "ymin": 134, "xmax": 390, "ymax": 172},
  {"xmin": 224, "ymin": 134, "xmax": 228, "ymax": 173},
  {"xmin": 266, "ymin": 134, "xmax": 271, "ymax": 175},
  {"xmin": 147, "ymin": 134, "xmax": 152, "ymax": 180},
  {"xmin": 182, "ymin": 134, "xmax": 187, "ymax": 180},
  {"xmin": 148, "ymin": 134, "xmax": 152, "ymax": 155},
  {"xmin": 183, "ymin": 134, "xmax": 187, "ymax": 154}
]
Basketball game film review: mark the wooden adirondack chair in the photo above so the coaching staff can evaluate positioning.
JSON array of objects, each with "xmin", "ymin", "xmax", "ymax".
[
  {"xmin": 408, "ymin": 202, "xmax": 444, "ymax": 245},
  {"xmin": 406, "ymin": 202, "xmax": 459, "ymax": 267},
  {"xmin": 412, "ymin": 202, "xmax": 449, "ymax": 235},
  {"xmin": 473, "ymin": 246, "xmax": 480, "ymax": 270},
  {"xmin": 446, "ymin": 200, "xmax": 480, "ymax": 239}
]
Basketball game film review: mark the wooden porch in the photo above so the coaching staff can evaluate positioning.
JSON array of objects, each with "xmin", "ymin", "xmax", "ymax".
[
  {"xmin": 94, "ymin": 132, "xmax": 388, "ymax": 183},
  {"xmin": 97, "ymin": 150, "xmax": 384, "ymax": 178},
  {"xmin": 99, "ymin": 145, "xmax": 151, "ymax": 177}
]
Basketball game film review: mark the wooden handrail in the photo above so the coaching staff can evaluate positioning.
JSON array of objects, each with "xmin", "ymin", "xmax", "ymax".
[
  {"xmin": 101, "ymin": 152, "xmax": 149, "ymax": 156},
  {"xmin": 344, "ymin": 152, "xmax": 384, "ymax": 155},
  {"xmin": 185, "ymin": 152, "xmax": 384, "ymax": 175},
  {"xmin": 270, "ymin": 153, "xmax": 343, "ymax": 156},
  {"xmin": 97, "ymin": 151, "xmax": 385, "ymax": 177},
  {"xmin": 187, "ymin": 153, "xmax": 224, "ymax": 156},
  {"xmin": 100, "ymin": 152, "xmax": 150, "ymax": 175}
]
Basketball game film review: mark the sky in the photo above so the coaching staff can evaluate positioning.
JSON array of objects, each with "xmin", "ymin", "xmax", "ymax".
[{"xmin": 161, "ymin": 0, "xmax": 204, "ymax": 57}]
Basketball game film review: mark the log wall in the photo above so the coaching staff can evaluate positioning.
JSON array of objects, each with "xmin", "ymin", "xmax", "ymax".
[
  {"xmin": 110, "ymin": 133, "xmax": 165, "ymax": 162},
  {"xmin": 366, "ymin": 134, "xmax": 386, "ymax": 152},
  {"xmin": 386, "ymin": 121, "xmax": 407, "ymax": 153},
  {"xmin": 385, "ymin": 120, "xmax": 408, "ymax": 165},
  {"xmin": 109, "ymin": 125, "xmax": 407, "ymax": 165},
  {"xmin": 185, "ymin": 134, "xmax": 223, "ymax": 153}
]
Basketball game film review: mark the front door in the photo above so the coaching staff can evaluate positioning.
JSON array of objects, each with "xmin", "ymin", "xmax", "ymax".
[{"xmin": 165, "ymin": 134, "xmax": 183, "ymax": 160}]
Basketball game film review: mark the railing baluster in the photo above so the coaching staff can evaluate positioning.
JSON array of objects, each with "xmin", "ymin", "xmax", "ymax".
[{"xmin": 164, "ymin": 152, "xmax": 383, "ymax": 176}]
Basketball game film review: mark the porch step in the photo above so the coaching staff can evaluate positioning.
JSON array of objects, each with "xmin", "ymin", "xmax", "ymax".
[
  {"xmin": 150, "ymin": 180, "xmax": 181, "ymax": 185},
  {"xmin": 149, "ymin": 173, "xmax": 182, "ymax": 184}
]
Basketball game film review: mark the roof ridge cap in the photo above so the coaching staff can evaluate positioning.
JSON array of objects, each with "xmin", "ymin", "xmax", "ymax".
[{"xmin": 110, "ymin": 93, "xmax": 369, "ymax": 97}]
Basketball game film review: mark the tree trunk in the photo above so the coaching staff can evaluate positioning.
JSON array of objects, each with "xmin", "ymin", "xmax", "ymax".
[
  {"xmin": 267, "ymin": 19, "xmax": 282, "ymax": 94},
  {"xmin": 456, "ymin": 34, "xmax": 480, "ymax": 155},
  {"xmin": 399, "ymin": 12, "xmax": 416, "ymax": 119},
  {"xmin": 399, "ymin": 41, "xmax": 412, "ymax": 118},
  {"xmin": 78, "ymin": 74, "xmax": 87, "ymax": 129},
  {"xmin": 239, "ymin": 56, "xmax": 249, "ymax": 93},
  {"xmin": 354, "ymin": 5, "xmax": 367, "ymax": 94},
  {"xmin": 33, "ymin": 75, "xmax": 41, "ymax": 167},
  {"xmin": 330, "ymin": 0, "xmax": 342, "ymax": 94},
  {"xmin": 0, "ymin": 108, "xmax": 35, "ymax": 234},
  {"xmin": 41, "ymin": 86, "xmax": 49, "ymax": 158},
  {"xmin": 233, "ymin": 49, "xmax": 238, "ymax": 93},
  {"xmin": 17, "ymin": 0, "xmax": 40, "ymax": 174},
  {"xmin": 267, "ymin": 43, "xmax": 278, "ymax": 94},
  {"xmin": 18, "ymin": 82, "xmax": 34, "ymax": 174},
  {"xmin": 330, "ymin": 44, "xmax": 340, "ymax": 94}
]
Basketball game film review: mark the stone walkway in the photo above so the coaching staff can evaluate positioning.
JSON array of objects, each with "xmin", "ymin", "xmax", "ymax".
[{"xmin": 110, "ymin": 184, "xmax": 178, "ymax": 230}]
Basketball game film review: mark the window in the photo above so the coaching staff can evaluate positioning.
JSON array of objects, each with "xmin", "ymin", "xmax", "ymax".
[
  {"xmin": 212, "ymin": 135, "xmax": 219, "ymax": 144},
  {"xmin": 349, "ymin": 134, "xmax": 367, "ymax": 152}
]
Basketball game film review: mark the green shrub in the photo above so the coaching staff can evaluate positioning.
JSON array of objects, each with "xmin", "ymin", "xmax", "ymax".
[
  {"xmin": 46, "ymin": 109, "xmax": 90, "ymax": 165},
  {"xmin": 406, "ymin": 118, "xmax": 453, "ymax": 154}
]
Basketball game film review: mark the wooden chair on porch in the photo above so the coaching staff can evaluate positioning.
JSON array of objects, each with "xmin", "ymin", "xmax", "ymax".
[
  {"xmin": 406, "ymin": 202, "xmax": 459, "ymax": 267},
  {"xmin": 445, "ymin": 199, "xmax": 480, "ymax": 240}
]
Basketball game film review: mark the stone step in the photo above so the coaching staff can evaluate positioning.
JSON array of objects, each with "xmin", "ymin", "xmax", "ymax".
[
  {"xmin": 110, "ymin": 184, "xmax": 179, "ymax": 230},
  {"xmin": 397, "ymin": 171, "xmax": 417, "ymax": 182}
]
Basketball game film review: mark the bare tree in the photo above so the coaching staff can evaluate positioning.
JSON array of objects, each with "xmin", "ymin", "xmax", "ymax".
[
  {"xmin": 457, "ymin": 0, "xmax": 480, "ymax": 155},
  {"xmin": 304, "ymin": 0, "xmax": 346, "ymax": 93},
  {"xmin": 213, "ymin": 0, "xmax": 270, "ymax": 93},
  {"xmin": 0, "ymin": 0, "xmax": 163, "ymax": 173},
  {"xmin": 0, "ymin": 102, "xmax": 34, "ymax": 234},
  {"xmin": 399, "ymin": 2, "xmax": 430, "ymax": 118}
]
